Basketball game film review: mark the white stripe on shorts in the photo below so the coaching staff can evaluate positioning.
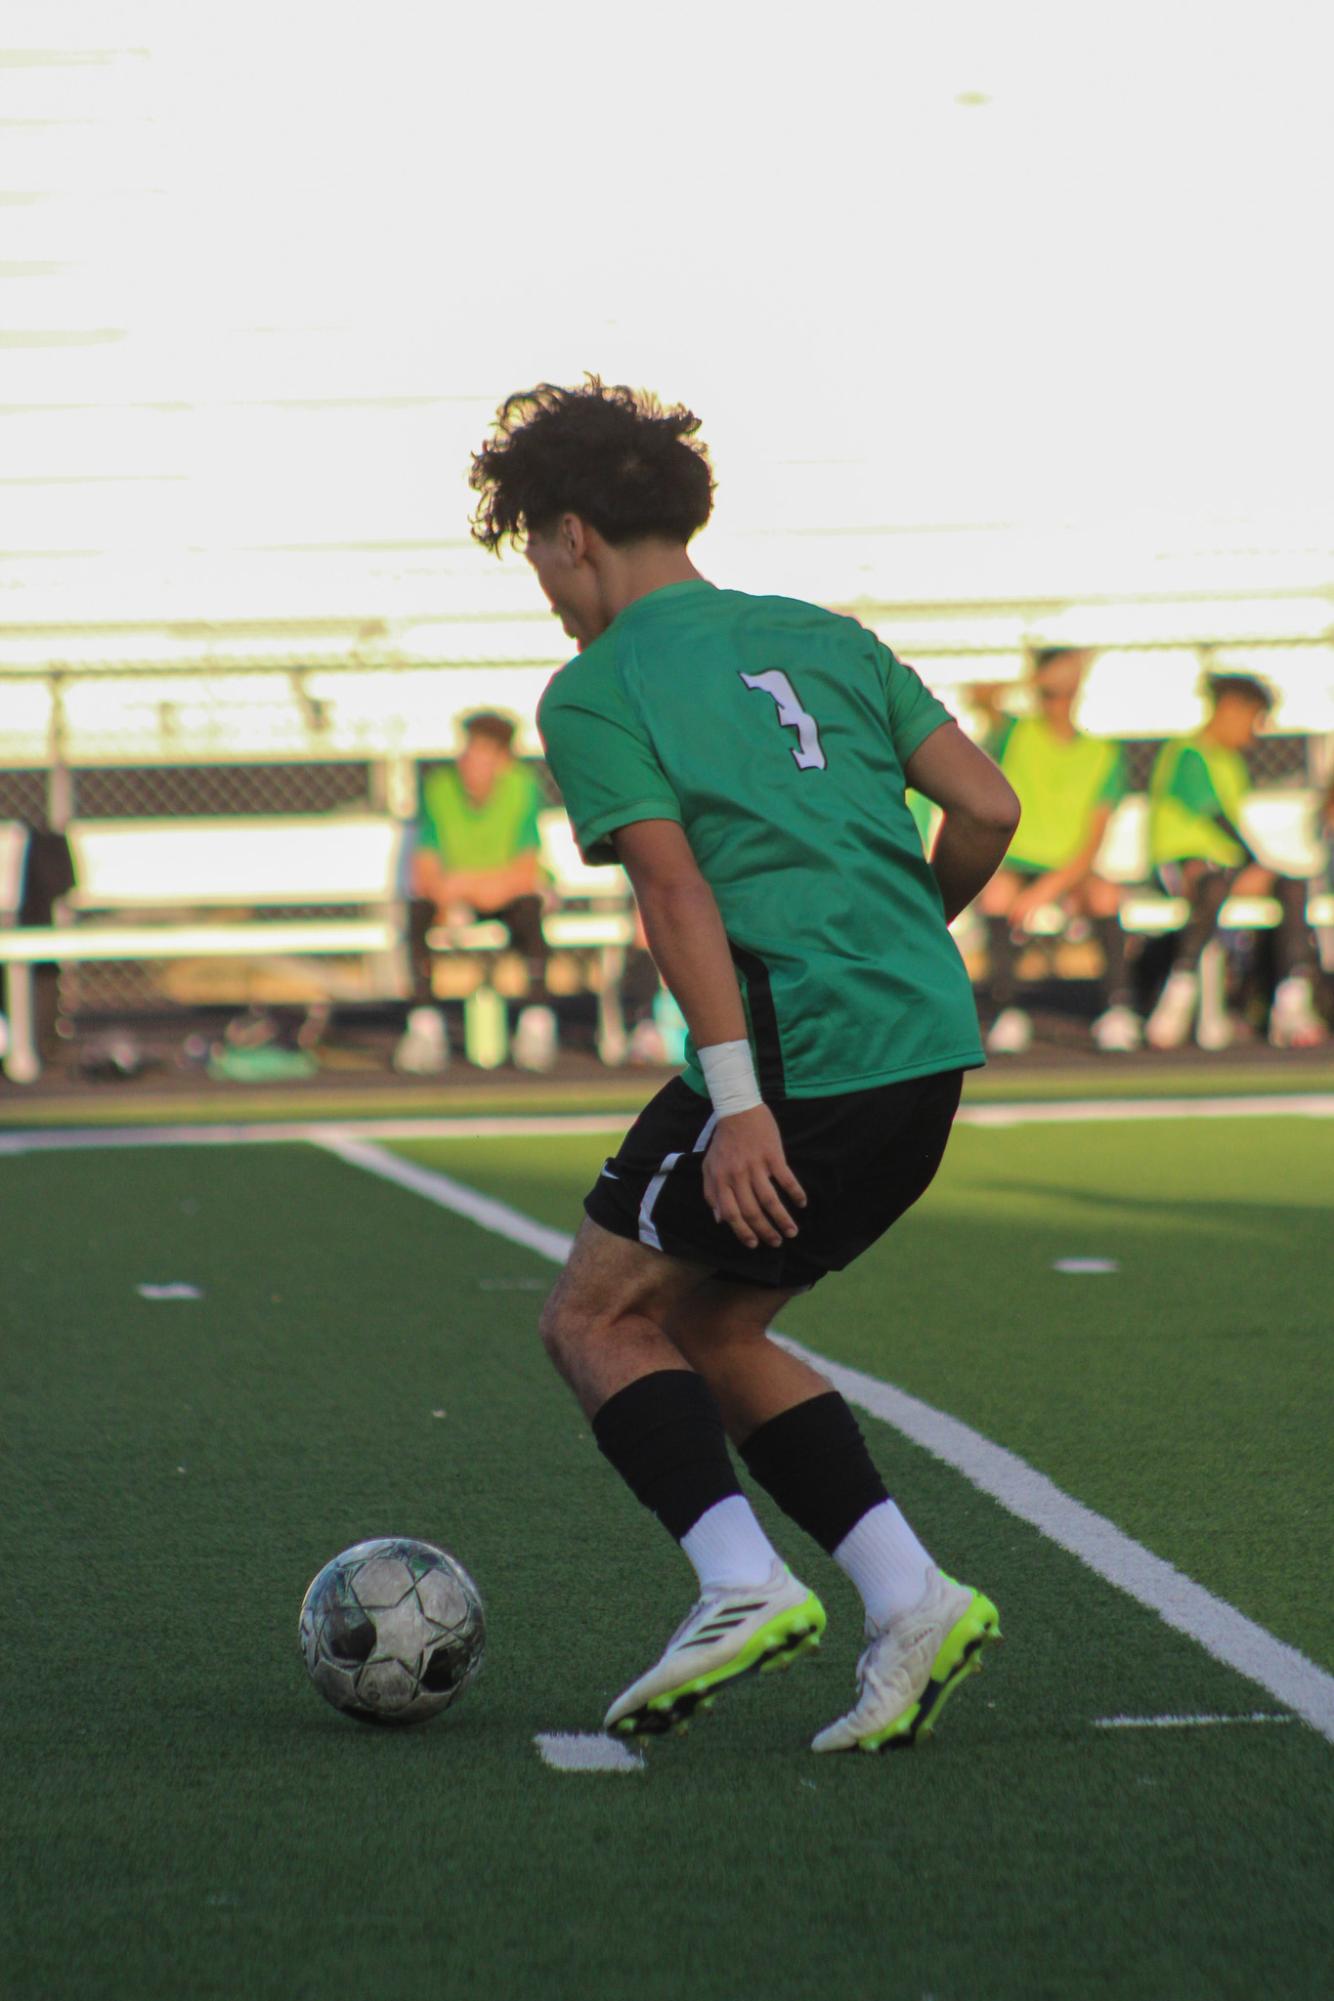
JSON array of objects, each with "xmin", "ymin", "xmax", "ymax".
[{"xmin": 637, "ymin": 1109, "xmax": 718, "ymax": 1252}]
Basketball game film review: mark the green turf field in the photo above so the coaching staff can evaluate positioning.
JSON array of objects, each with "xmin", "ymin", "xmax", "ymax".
[{"xmin": 5, "ymin": 1100, "xmax": 1332, "ymax": 1998}]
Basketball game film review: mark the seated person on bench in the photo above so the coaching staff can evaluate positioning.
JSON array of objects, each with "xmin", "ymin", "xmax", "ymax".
[
  {"xmin": 398, "ymin": 710, "xmax": 552, "ymax": 1072},
  {"xmin": 978, "ymin": 647, "xmax": 1136, "ymax": 1053},
  {"xmin": 1145, "ymin": 673, "xmax": 1326, "ymax": 1051},
  {"xmin": 411, "ymin": 710, "xmax": 548, "ymax": 968}
]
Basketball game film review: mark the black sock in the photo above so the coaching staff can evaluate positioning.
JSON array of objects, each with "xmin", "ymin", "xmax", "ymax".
[
  {"xmin": 986, "ymin": 915, "xmax": 1018, "ymax": 1010},
  {"xmin": 1094, "ymin": 915, "xmax": 1133, "ymax": 1011},
  {"xmin": 739, "ymin": 1392, "xmax": 889, "ymax": 1554},
  {"xmin": 591, "ymin": 1370, "xmax": 743, "ymax": 1541}
]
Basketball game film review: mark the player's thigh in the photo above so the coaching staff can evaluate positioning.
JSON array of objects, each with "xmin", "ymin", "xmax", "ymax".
[
  {"xmin": 1075, "ymin": 873, "xmax": 1122, "ymax": 919},
  {"xmin": 978, "ymin": 868, "xmax": 1024, "ymax": 917},
  {"xmin": 540, "ymin": 1215, "xmax": 709, "ymax": 1346}
]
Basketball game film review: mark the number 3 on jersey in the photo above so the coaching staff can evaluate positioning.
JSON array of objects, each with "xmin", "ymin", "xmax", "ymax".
[{"xmin": 740, "ymin": 670, "xmax": 828, "ymax": 772}]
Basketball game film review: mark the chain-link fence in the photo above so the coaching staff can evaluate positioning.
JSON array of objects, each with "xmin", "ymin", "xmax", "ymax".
[{"xmin": 1, "ymin": 634, "xmax": 1328, "ymax": 1038}]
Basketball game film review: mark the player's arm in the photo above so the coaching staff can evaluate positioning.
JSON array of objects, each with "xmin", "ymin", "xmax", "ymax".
[
  {"xmin": 612, "ymin": 818, "xmax": 806, "ymax": 1251},
  {"xmin": 435, "ymin": 849, "xmax": 541, "ymax": 910},
  {"xmin": 905, "ymin": 722, "xmax": 1022, "ymax": 922}
]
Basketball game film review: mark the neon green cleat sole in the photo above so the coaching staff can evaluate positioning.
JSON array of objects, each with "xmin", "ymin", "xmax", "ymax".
[
  {"xmin": 608, "ymin": 1590, "xmax": 827, "ymax": 1739},
  {"xmin": 859, "ymin": 1586, "xmax": 1002, "ymax": 1753}
]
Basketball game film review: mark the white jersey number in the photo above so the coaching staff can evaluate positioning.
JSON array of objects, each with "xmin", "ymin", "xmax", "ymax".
[{"xmin": 740, "ymin": 670, "xmax": 828, "ymax": 772}]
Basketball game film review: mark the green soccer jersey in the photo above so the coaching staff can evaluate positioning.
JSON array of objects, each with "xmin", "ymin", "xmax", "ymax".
[
  {"xmin": 419, "ymin": 762, "xmax": 544, "ymax": 872},
  {"xmin": 1148, "ymin": 735, "xmax": 1250, "ymax": 868},
  {"xmin": 994, "ymin": 715, "xmax": 1126, "ymax": 871},
  {"xmin": 537, "ymin": 579, "xmax": 984, "ymax": 1099}
]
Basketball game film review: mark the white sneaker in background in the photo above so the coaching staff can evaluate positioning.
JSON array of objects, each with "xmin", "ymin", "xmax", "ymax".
[
  {"xmin": 1145, "ymin": 971, "xmax": 1198, "ymax": 1050},
  {"xmin": 1268, "ymin": 975, "xmax": 1327, "ymax": 1049},
  {"xmin": 986, "ymin": 1007, "xmax": 1033, "ymax": 1055},
  {"xmin": 512, "ymin": 1004, "xmax": 558, "ymax": 1071},
  {"xmin": 392, "ymin": 1005, "xmax": 449, "ymax": 1075},
  {"xmin": 1091, "ymin": 1004, "xmax": 1143, "ymax": 1053}
]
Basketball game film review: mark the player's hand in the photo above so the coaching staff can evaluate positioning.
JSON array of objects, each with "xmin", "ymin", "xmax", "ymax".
[
  {"xmin": 702, "ymin": 1105, "xmax": 807, "ymax": 1250},
  {"xmin": 1008, "ymin": 878, "xmax": 1059, "ymax": 934}
]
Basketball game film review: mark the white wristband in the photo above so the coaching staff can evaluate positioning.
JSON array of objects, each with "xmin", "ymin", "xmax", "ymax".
[{"xmin": 698, "ymin": 1038, "xmax": 762, "ymax": 1118}]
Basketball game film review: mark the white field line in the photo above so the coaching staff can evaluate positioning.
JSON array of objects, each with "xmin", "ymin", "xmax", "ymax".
[
  {"xmin": 1094, "ymin": 1713, "xmax": 1294, "ymax": 1730},
  {"xmin": 315, "ymin": 1135, "xmax": 1334, "ymax": 1745},
  {"xmin": 534, "ymin": 1731, "xmax": 645, "ymax": 1772},
  {"xmin": 1, "ymin": 1092, "xmax": 1333, "ymax": 1157}
]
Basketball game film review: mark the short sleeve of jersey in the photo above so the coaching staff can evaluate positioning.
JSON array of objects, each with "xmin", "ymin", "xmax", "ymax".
[
  {"xmin": 515, "ymin": 767, "xmax": 544, "ymax": 853},
  {"xmin": 538, "ymin": 661, "xmax": 683, "ymax": 866},
  {"xmin": 1168, "ymin": 745, "xmax": 1223, "ymax": 818},
  {"xmin": 1098, "ymin": 742, "xmax": 1129, "ymax": 808},
  {"xmin": 879, "ymin": 645, "xmax": 954, "ymax": 766}
]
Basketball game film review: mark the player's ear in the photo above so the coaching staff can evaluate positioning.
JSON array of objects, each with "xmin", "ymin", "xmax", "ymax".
[{"xmin": 560, "ymin": 512, "xmax": 590, "ymax": 563}]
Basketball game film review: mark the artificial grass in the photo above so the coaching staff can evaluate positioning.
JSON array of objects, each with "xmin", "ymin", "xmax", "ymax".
[
  {"xmin": 4, "ymin": 1139, "xmax": 1331, "ymax": 2000},
  {"xmin": 2, "ymin": 1048, "xmax": 1331, "ymax": 1127},
  {"xmin": 397, "ymin": 1114, "xmax": 1334, "ymax": 1670}
]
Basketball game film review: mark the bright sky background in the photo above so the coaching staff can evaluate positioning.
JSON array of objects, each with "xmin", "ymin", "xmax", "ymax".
[{"xmin": 4, "ymin": 0, "xmax": 1333, "ymax": 630}]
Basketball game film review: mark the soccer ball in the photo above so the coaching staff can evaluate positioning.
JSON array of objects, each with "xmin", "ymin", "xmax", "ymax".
[{"xmin": 299, "ymin": 1536, "xmax": 485, "ymax": 1726}]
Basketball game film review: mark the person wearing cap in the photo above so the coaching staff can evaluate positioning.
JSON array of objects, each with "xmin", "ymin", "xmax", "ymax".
[{"xmin": 1145, "ymin": 674, "xmax": 1326, "ymax": 1049}]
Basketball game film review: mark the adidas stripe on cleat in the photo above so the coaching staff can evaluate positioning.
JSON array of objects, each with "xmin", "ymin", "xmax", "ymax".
[
  {"xmin": 604, "ymin": 1562, "xmax": 826, "ymax": 1739},
  {"xmin": 811, "ymin": 1566, "xmax": 1001, "ymax": 1754}
]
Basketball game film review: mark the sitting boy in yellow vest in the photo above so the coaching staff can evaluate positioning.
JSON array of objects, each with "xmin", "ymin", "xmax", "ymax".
[
  {"xmin": 979, "ymin": 648, "xmax": 1136, "ymax": 1052},
  {"xmin": 398, "ymin": 711, "xmax": 553, "ymax": 1072},
  {"xmin": 1145, "ymin": 674, "xmax": 1326, "ymax": 1050}
]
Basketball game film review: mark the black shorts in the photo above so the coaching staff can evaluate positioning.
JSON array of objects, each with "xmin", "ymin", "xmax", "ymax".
[{"xmin": 583, "ymin": 1069, "xmax": 964, "ymax": 1291}]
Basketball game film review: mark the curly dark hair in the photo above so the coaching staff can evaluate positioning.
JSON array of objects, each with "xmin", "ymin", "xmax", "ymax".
[
  {"xmin": 468, "ymin": 376, "xmax": 715, "ymax": 552},
  {"xmin": 1205, "ymin": 671, "xmax": 1273, "ymax": 712}
]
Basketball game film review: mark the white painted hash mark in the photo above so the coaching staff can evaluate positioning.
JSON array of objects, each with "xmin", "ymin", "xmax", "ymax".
[
  {"xmin": 321, "ymin": 1138, "xmax": 1334, "ymax": 1747},
  {"xmin": 137, "ymin": 1282, "xmax": 203, "ymax": 1300},
  {"xmin": 1052, "ymin": 1258, "xmax": 1120, "ymax": 1274},
  {"xmin": 535, "ymin": 1732, "xmax": 645, "ymax": 1773},
  {"xmin": 1094, "ymin": 1713, "xmax": 1294, "ymax": 1730}
]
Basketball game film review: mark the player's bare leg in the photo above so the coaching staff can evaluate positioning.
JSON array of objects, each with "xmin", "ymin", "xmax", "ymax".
[
  {"xmin": 1075, "ymin": 875, "xmax": 1140, "ymax": 1051},
  {"xmin": 538, "ymin": 1221, "xmax": 825, "ymax": 1736},
  {"xmin": 979, "ymin": 868, "xmax": 1033, "ymax": 1053}
]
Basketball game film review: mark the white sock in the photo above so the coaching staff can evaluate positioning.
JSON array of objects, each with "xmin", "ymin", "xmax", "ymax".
[
  {"xmin": 833, "ymin": 1500, "xmax": 934, "ymax": 1628},
  {"xmin": 680, "ymin": 1495, "xmax": 781, "ymax": 1592}
]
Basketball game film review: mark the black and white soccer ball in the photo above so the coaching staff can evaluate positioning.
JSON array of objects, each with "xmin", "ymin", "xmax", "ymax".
[{"xmin": 299, "ymin": 1537, "xmax": 485, "ymax": 1726}]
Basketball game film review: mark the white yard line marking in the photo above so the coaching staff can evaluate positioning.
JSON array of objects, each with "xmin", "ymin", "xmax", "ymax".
[
  {"xmin": 317, "ymin": 1138, "xmax": 1334, "ymax": 1746},
  {"xmin": 1094, "ymin": 1712, "xmax": 1294, "ymax": 1730},
  {"xmin": 1052, "ymin": 1259, "xmax": 1120, "ymax": 1274},
  {"xmin": 534, "ymin": 1732, "xmax": 645, "ymax": 1773},
  {"xmin": 320, "ymin": 1135, "xmax": 576, "ymax": 1264},
  {"xmin": 136, "ymin": 1282, "xmax": 203, "ymax": 1300},
  {"xmin": 1, "ymin": 1092, "xmax": 1332, "ymax": 1158}
]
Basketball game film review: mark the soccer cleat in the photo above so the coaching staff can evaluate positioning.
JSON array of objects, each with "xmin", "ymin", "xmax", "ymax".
[
  {"xmin": 1268, "ymin": 975, "xmax": 1327, "ymax": 1049},
  {"xmin": 810, "ymin": 1566, "xmax": 1001, "ymax": 1754},
  {"xmin": 1091, "ymin": 1004, "xmax": 1142, "ymax": 1053},
  {"xmin": 1145, "ymin": 970, "xmax": 1198, "ymax": 1050},
  {"xmin": 604, "ymin": 1562, "xmax": 826, "ymax": 1738},
  {"xmin": 986, "ymin": 1007, "xmax": 1033, "ymax": 1055}
]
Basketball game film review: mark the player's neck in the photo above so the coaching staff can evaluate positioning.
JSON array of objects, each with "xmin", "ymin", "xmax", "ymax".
[
  {"xmin": 595, "ymin": 542, "xmax": 707, "ymax": 627},
  {"xmin": 1041, "ymin": 706, "xmax": 1077, "ymax": 741}
]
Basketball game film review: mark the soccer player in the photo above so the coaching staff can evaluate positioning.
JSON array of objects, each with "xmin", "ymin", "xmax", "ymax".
[
  {"xmin": 468, "ymin": 380, "xmax": 1019, "ymax": 1751},
  {"xmin": 1146, "ymin": 674, "xmax": 1326, "ymax": 1050},
  {"xmin": 980, "ymin": 647, "xmax": 1137, "ymax": 1053}
]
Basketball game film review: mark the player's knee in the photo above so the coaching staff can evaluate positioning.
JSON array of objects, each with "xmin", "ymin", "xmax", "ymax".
[{"xmin": 538, "ymin": 1284, "xmax": 574, "ymax": 1369}]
